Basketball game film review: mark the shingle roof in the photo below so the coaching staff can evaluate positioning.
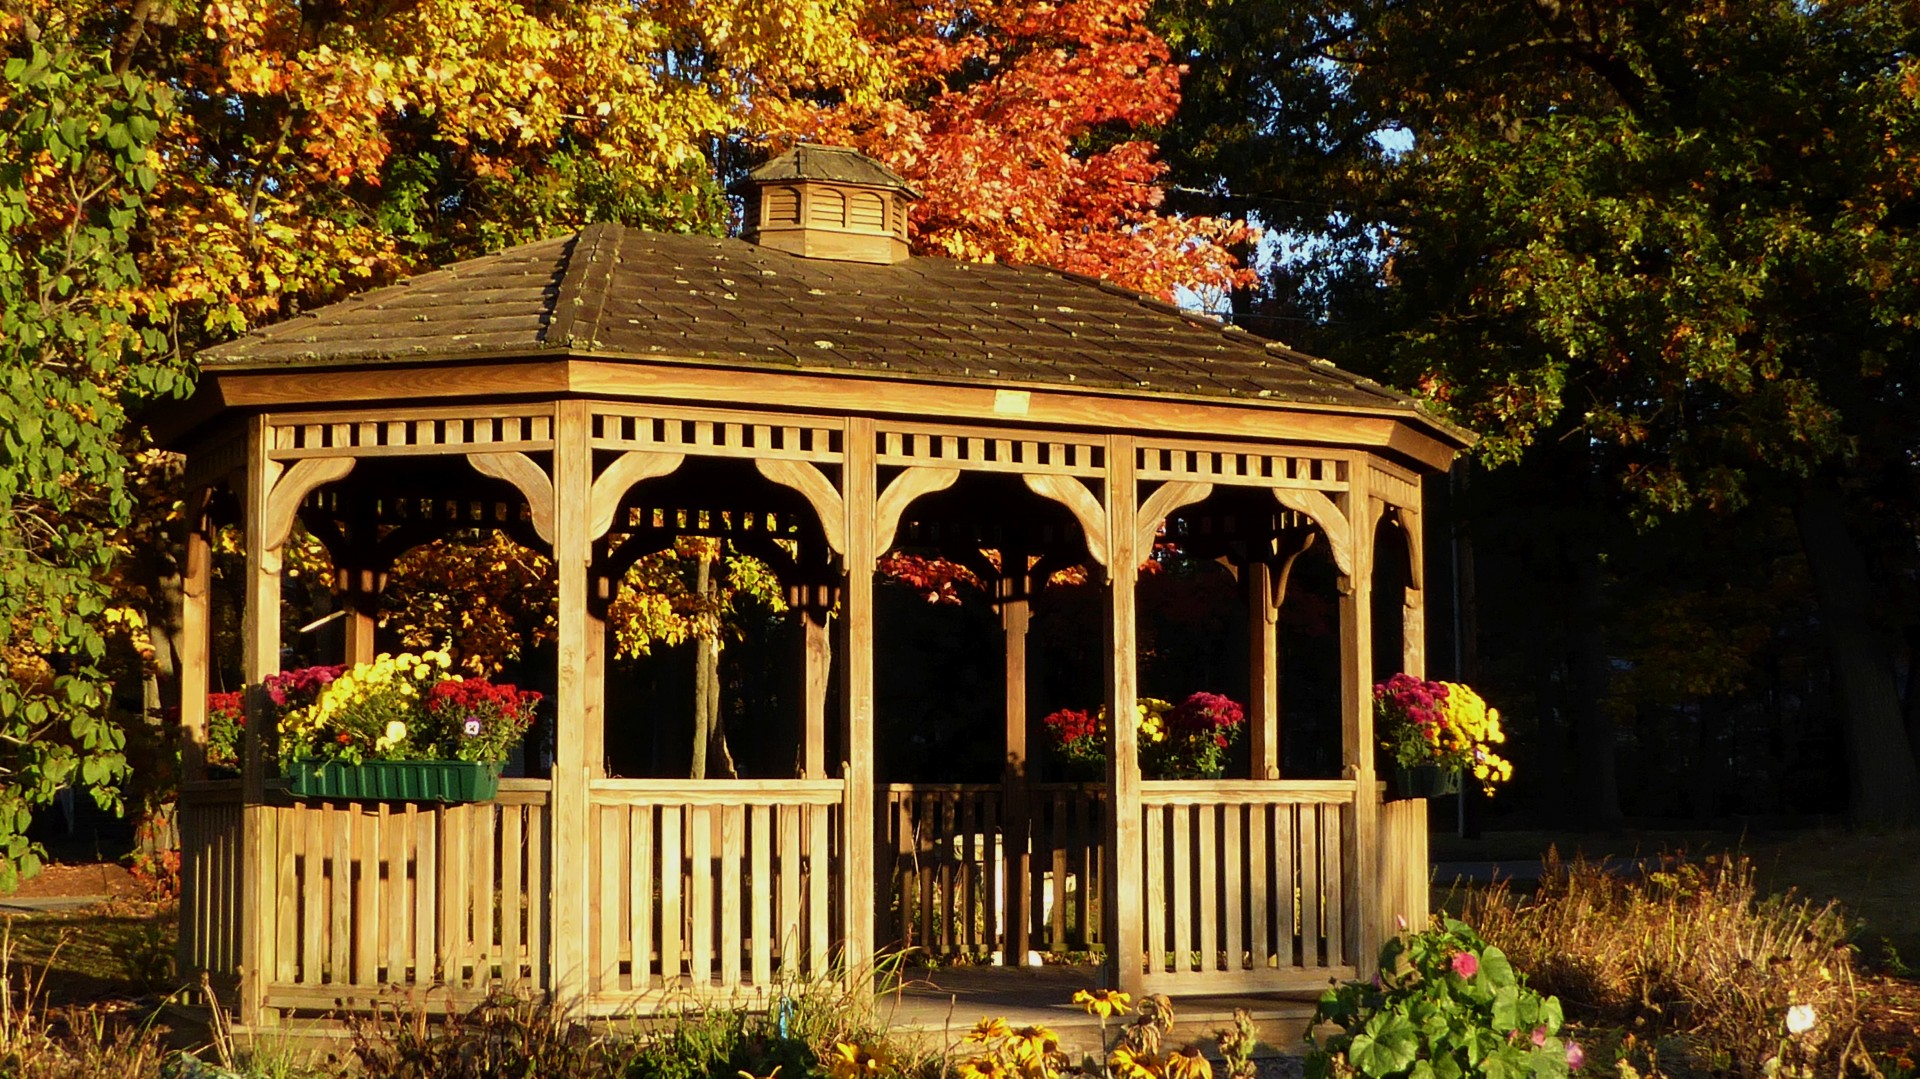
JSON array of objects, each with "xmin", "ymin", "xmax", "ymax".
[
  {"xmin": 746, "ymin": 145, "xmax": 921, "ymax": 197},
  {"xmin": 199, "ymin": 222, "xmax": 1456, "ymax": 431}
]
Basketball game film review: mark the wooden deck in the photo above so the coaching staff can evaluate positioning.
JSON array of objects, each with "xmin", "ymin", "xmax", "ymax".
[{"xmin": 879, "ymin": 965, "xmax": 1323, "ymax": 1059}]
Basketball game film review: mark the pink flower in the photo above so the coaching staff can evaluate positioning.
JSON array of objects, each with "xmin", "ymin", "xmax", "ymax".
[
  {"xmin": 1451, "ymin": 951, "xmax": 1479, "ymax": 978},
  {"xmin": 1531, "ymin": 1025, "xmax": 1548, "ymax": 1047},
  {"xmin": 1566, "ymin": 1041, "xmax": 1586, "ymax": 1069}
]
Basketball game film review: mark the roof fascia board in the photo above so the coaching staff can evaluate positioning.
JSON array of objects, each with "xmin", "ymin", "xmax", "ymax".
[{"xmin": 193, "ymin": 357, "xmax": 1464, "ymax": 471}]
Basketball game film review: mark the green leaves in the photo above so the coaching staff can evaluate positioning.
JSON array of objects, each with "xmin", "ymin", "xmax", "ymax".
[
  {"xmin": 1349, "ymin": 1013, "xmax": 1420, "ymax": 1075},
  {"xmin": 1308, "ymin": 921, "xmax": 1580, "ymax": 1078},
  {"xmin": 0, "ymin": 35, "xmax": 182, "ymax": 890}
]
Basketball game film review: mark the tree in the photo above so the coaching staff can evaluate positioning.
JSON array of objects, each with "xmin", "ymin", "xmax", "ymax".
[
  {"xmin": 762, "ymin": 0, "xmax": 1254, "ymax": 300},
  {"xmin": 1154, "ymin": 0, "xmax": 1920, "ymax": 824},
  {"xmin": 0, "ymin": 0, "xmax": 876, "ymax": 887},
  {"xmin": 0, "ymin": 31, "xmax": 186, "ymax": 887}
]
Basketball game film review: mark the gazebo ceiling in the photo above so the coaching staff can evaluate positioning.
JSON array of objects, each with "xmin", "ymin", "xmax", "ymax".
[{"xmin": 196, "ymin": 221, "xmax": 1466, "ymax": 446}]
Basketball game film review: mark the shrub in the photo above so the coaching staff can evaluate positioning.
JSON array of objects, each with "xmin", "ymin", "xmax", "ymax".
[
  {"xmin": 1306, "ymin": 919, "xmax": 1584, "ymax": 1079},
  {"xmin": 1462, "ymin": 850, "xmax": 1869, "ymax": 1076},
  {"xmin": 349, "ymin": 994, "xmax": 621, "ymax": 1079}
]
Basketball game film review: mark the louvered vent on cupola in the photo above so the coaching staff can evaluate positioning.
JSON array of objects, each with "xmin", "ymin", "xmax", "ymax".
[{"xmin": 740, "ymin": 145, "xmax": 920, "ymax": 265}]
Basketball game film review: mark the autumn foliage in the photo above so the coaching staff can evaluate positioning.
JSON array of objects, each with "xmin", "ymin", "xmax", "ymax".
[{"xmin": 763, "ymin": 0, "xmax": 1255, "ymax": 300}]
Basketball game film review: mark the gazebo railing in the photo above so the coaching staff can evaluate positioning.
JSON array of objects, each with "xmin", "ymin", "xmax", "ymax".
[
  {"xmin": 584, "ymin": 779, "xmax": 843, "ymax": 1010},
  {"xmin": 1139, "ymin": 779, "xmax": 1358, "ymax": 992},
  {"xmin": 178, "ymin": 780, "xmax": 245, "ymax": 984},
  {"xmin": 253, "ymin": 781, "xmax": 552, "ymax": 1010},
  {"xmin": 883, "ymin": 782, "xmax": 1107, "ymax": 962}
]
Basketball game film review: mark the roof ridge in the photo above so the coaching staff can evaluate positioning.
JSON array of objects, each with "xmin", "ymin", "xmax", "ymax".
[{"xmin": 543, "ymin": 222, "xmax": 625, "ymax": 349}]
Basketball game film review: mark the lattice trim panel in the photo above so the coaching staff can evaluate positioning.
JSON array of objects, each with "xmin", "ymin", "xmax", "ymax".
[
  {"xmin": 1136, "ymin": 442, "xmax": 1347, "ymax": 491},
  {"xmin": 605, "ymin": 505, "xmax": 809, "ymax": 544},
  {"xmin": 591, "ymin": 406, "xmax": 844, "ymax": 463},
  {"xmin": 270, "ymin": 408, "xmax": 556, "ymax": 459},
  {"xmin": 301, "ymin": 489, "xmax": 539, "ymax": 532},
  {"xmin": 876, "ymin": 424, "xmax": 1105, "ymax": 476}
]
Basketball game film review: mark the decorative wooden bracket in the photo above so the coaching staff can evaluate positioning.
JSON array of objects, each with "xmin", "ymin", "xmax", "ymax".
[
  {"xmin": 262, "ymin": 457, "xmax": 355, "ymax": 557},
  {"xmin": 588, "ymin": 450, "xmax": 686, "ymax": 541},
  {"xmin": 1273, "ymin": 487, "xmax": 1352, "ymax": 577},
  {"xmin": 875, "ymin": 467, "xmax": 959, "ymax": 555},
  {"xmin": 468, "ymin": 451, "xmax": 557, "ymax": 546},
  {"xmin": 1023, "ymin": 473, "xmax": 1110, "ymax": 571},
  {"xmin": 1134, "ymin": 481, "xmax": 1213, "ymax": 559},
  {"xmin": 756, "ymin": 458, "xmax": 847, "ymax": 556},
  {"xmin": 1268, "ymin": 527, "xmax": 1319, "ymax": 610}
]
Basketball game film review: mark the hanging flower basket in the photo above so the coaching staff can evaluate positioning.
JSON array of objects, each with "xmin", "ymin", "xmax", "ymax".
[
  {"xmin": 1388, "ymin": 763, "xmax": 1461, "ymax": 801},
  {"xmin": 285, "ymin": 758, "xmax": 502, "ymax": 803}
]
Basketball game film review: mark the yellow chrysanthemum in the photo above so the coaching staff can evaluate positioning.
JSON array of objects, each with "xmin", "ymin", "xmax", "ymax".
[
  {"xmin": 1072, "ymin": 988, "xmax": 1132, "ymax": 1018},
  {"xmin": 826, "ymin": 1041, "xmax": 889, "ymax": 1079},
  {"xmin": 965, "ymin": 1017, "xmax": 1011, "ymax": 1043},
  {"xmin": 955, "ymin": 1057, "xmax": 1009, "ymax": 1079},
  {"xmin": 1009, "ymin": 1025, "xmax": 1058, "ymax": 1062},
  {"xmin": 1166, "ymin": 1049, "xmax": 1212, "ymax": 1079},
  {"xmin": 1108, "ymin": 1047, "xmax": 1161, "ymax": 1079}
]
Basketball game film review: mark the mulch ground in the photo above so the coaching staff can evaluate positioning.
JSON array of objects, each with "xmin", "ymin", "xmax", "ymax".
[
  {"xmin": 7, "ymin": 861, "xmax": 142, "ymax": 900},
  {"xmin": 1859, "ymin": 973, "xmax": 1920, "ymax": 1067}
]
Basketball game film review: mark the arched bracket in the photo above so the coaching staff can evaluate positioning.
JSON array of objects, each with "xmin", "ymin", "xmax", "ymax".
[
  {"xmin": 1134, "ymin": 481, "xmax": 1213, "ymax": 559},
  {"xmin": 875, "ymin": 467, "xmax": 960, "ymax": 555},
  {"xmin": 1023, "ymin": 473, "xmax": 1109, "ymax": 571},
  {"xmin": 1384, "ymin": 504, "xmax": 1424, "ymax": 591},
  {"xmin": 589, "ymin": 450, "xmax": 686, "ymax": 541},
  {"xmin": 756, "ymin": 458, "xmax": 846, "ymax": 556},
  {"xmin": 1274, "ymin": 487, "xmax": 1352, "ymax": 577},
  {"xmin": 1268, "ymin": 528, "xmax": 1319, "ymax": 610},
  {"xmin": 263, "ymin": 457, "xmax": 355, "ymax": 557},
  {"xmin": 468, "ymin": 452, "xmax": 557, "ymax": 546}
]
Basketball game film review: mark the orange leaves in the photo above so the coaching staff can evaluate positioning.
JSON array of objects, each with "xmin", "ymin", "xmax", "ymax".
[{"xmin": 761, "ymin": 0, "xmax": 1254, "ymax": 302}]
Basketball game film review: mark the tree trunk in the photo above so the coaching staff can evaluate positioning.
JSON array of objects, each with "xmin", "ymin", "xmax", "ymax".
[
  {"xmin": 1794, "ymin": 488, "xmax": 1920, "ymax": 827},
  {"xmin": 1564, "ymin": 526, "xmax": 1623, "ymax": 831},
  {"xmin": 690, "ymin": 556, "xmax": 713, "ymax": 779}
]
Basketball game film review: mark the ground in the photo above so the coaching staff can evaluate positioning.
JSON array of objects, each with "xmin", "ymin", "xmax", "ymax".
[{"xmin": 2, "ymin": 827, "xmax": 1916, "ymax": 1072}]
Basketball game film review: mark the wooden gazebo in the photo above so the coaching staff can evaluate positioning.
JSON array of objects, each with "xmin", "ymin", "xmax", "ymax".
[{"xmin": 161, "ymin": 148, "xmax": 1469, "ymax": 1026}]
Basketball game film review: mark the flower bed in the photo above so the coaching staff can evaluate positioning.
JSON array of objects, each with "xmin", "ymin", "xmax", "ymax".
[
  {"xmin": 268, "ymin": 650, "xmax": 540, "ymax": 801},
  {"xmin": 1374, "ymin": 674, "xmax": 1512, "ymax": 795},
  {"xmin": 1042, "ymin": 691, "xmax": 1246, "ymax": 780}
]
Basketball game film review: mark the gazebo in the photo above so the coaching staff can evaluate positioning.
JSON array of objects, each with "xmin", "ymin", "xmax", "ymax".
[{"xmin": 160, "ymin": 147, "xmax": 1469, "ymax": 1026}]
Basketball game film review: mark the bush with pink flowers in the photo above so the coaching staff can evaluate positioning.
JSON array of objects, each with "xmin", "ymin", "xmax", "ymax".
[{"xmin": 1308, "ymin": 919, "xmax": 1585, "ymax": 1079}]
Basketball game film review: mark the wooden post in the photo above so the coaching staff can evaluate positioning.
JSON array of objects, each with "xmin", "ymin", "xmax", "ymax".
[
  {"xmin": 1000, "ymin": 579, "xmax": 1032, "ymax": 965},
  {"xmin": 178, "ymin": 494, "xmax": 212, "ymax": 783},
  {"xmin": 803, "ymin": 605, "xmax": 830, "ymax": 779},
  {"xmin": 1337, "ymin": 464, "xmax": 1380, "ymax": 976},
  {"xmin": 1100, "ymin": 435, "xmax": 1143, "ymax": 996},
  {"xmin": 840, "ymin": 417, "xmax": 878, "ymax": 978},
  {"xmin": 239, "ymin": 416, "xmax": 280, "ymax": 1025},
  {"xmin": 1247, "ymin": 559, "xmax": 1280, "ymax": 780},
  {"xmin": 342, "ymin": 566, "xmax": 378, "ymax": 667},
  {"xmin": 550, "ymin": 400, "xmax": 592, "ymax": 1002}
]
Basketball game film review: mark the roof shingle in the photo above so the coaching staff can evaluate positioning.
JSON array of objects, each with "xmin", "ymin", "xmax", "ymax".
[{"xmin": 200, "ymin": 223, "xmax": 1449, "ymax": 427}]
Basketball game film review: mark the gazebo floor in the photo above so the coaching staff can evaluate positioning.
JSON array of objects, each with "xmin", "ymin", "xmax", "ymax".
[
  {"xmin": 876, "ymin": 965, "xmax": 1323, "ymax": 1060},
  {"xmin": 174, "ymin": 966, "xmax": 1324, "ymax": 1062}
]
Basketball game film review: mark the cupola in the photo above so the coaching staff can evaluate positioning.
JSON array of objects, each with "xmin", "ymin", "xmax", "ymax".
[{"xmin": 740, "ymin": 145, "xmax": 920, "ymax": 265}]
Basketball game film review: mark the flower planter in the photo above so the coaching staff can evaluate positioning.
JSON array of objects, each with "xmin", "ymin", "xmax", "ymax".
[
  {"xmin": 284, "ymin": 758, "xmax": 502, "ymax": 803},
  {"xmin": 1388, "ymin": 764, "xmax": 1461, "ymax": 800}
]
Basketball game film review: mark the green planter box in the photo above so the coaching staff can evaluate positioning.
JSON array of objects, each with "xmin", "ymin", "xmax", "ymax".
[
  {"xmin": 284, "ymin": 758, "xmax": 502, "ymax": 803},
  {"xmin": 1388, "ymin": 764, "xmax": 1461, "ymax": 800}
]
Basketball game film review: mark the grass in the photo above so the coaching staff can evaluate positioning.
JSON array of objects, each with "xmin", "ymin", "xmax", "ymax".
[{"xmin": 1431, "ymin": 826, "xmax": 1920, "ymax": 964}]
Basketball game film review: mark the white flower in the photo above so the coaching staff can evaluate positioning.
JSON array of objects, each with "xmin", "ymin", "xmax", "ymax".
[
  {"xmin": 375, "ymin": 720, "xmax": 408, "ymax": 752},
  {"xmin": 1785, "ymin": 1004, "xmax": 1816, "ymax": 1035}
]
